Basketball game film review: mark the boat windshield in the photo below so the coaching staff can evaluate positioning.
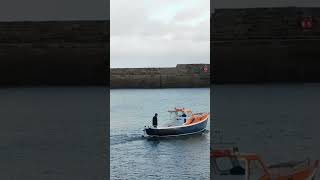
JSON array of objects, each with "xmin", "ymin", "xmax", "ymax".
[
  {"xmin": 213, "ymin": 155, "xmax": 246, "ymax": 176},
  {"xmin": 168, "ymin": 108, "xmax": 192, "ymax": 119}
]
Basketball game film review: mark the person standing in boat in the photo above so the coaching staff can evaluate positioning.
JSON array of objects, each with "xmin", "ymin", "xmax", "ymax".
[
  {"xmin": 152, "ymin": 113, "xmax": 158, "ymax": 128},
  {"xmin": 181, "ymin": 112, "xmax": 187, "ymax": 123}
]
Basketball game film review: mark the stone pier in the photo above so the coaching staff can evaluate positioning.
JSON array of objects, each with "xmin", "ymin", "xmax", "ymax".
[
  {"xmin": 111, "ymin": 64, "xmax": 210, "ymax": 88},
  {"xmin": 212, "ymin": 7, "xmax": 320, "ymax": 83},
  {"xmin": 0, "ymin": 20, "xmax": 109, "ymax": 86}
]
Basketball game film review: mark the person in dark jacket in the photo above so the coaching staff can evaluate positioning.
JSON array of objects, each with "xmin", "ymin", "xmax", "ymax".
[
  {"xmin": 181, "ymin": 112, "xmax": 187, "ymax": 123},
  {"xmin": 152, "ymin": 113, "xmax": 158, "ymax": 128}
]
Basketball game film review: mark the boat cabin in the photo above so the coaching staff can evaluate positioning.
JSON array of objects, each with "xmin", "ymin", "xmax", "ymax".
[{"xmin": 168, "ymin": 107, "xmax": 193, "ymax": 124}]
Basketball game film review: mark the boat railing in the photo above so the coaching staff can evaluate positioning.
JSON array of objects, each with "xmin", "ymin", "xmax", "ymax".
[
  {"xmin": 192, "ymin": 112, "xmax": 210, "ymax": 115},
  {"xmin": 292, "ymin": 159, "xmax": 311, "ymax": 170}
]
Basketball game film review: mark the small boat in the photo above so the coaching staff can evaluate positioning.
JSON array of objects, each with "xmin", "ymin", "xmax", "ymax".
[
  {"xmin": 144, "ymin": 108, "xmax": 209, "ymax": 137},
  {"xmin": 211, "ymin": 147, "xmax": 320, "ymax": 180}
]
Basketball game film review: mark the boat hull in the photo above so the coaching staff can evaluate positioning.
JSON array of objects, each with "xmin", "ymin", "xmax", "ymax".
[{"xmin": 145, "ymin": 117, "xmax": 208, "ymax": 137}]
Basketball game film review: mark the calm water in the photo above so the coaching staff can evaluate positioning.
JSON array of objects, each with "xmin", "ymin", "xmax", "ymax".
[
  {"xmin": 0, "ymin": 87, "xmax": 107, "ymax": 180},
  {"xmin": 110, "ymin": 88, "xmax": 210, "ymax": 180},
  {"xmin": 212, "ymin": 84, "xmax": 320, "ymax": 180}
]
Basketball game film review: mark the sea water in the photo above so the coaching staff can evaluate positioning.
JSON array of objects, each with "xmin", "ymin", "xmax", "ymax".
[
  {"xmin": 212, "ymin": 84, "xmax": 320, "ymax": 180},
  {"xmin": 0, "ymin": 87, "xmax": 107, "ymax": 179},
  {"xmin": 110, "ymin": 88, "xmax": 210, "ymax": 180}
]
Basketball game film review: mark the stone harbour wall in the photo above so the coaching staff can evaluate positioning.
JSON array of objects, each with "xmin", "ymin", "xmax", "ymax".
[
  {"xmin": 212, "ymin": 7, "xmax": 320, "ymax": 83},
  {"xmin": 111, "ymin": 64, "xmax": 210, "ymax": 88},
  {"xmin": 0, "ymin": 20, "xmax": 109, "ymax": 86}
]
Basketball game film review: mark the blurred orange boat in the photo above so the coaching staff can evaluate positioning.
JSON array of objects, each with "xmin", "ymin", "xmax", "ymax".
[{"xmin": 211, "ymin": 147, "xmax": 320, "ymax": 180}]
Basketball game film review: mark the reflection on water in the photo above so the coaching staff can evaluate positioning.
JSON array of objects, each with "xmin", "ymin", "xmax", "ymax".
[
  {"xmin": 212, "ymin": 84, "xmax": 320, "ymax": 180},
  {"xmin": 111, "ymin": 88, "xmax": 210, "ymax": 180},
  {"xmin": 0, "ymin": 87, "xmax": 107, "ymax": 179}
]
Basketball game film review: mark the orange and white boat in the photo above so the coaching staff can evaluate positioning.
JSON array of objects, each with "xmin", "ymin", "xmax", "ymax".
[
  {"xmin": 211, "ymin": 147, "xmax": 320, "ymax": 180},
  {"xmin": 144, "ymin": 107, "xmax": 209, "ymax": 137}
]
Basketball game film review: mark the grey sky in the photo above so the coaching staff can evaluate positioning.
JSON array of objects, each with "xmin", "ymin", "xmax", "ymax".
[
  {"xmin": 111, "ymin": 0, "xmax": 210, "ymax": 68},
  {"xmin": 0, "ymin": 0, "xmax": 108, "ymax": 21}
]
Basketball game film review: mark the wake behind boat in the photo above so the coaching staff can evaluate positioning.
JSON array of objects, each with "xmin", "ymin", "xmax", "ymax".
[{"xmin": 143, "ymin": 108, "xmax": 209, "ymax": 137}]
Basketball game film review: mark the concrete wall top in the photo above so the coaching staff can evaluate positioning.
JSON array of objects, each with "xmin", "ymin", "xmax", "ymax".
[
  {"xmin": 0, "ymin": 0, "xmax": 109, "ymax": 21},
  {"xmin": 212, "ymin": 1, "xmax": 320, "ymax": 11}
]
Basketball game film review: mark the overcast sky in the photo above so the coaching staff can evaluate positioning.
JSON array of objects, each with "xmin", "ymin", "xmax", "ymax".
[{"xmin": 111, "ymin": 0, "xmax": 210, "ymax": 68}]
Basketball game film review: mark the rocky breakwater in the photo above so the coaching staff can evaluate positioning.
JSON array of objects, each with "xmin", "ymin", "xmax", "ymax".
[{"xmin": 111, "ymin": 64, "xmax": 210, "ymax": 88}]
